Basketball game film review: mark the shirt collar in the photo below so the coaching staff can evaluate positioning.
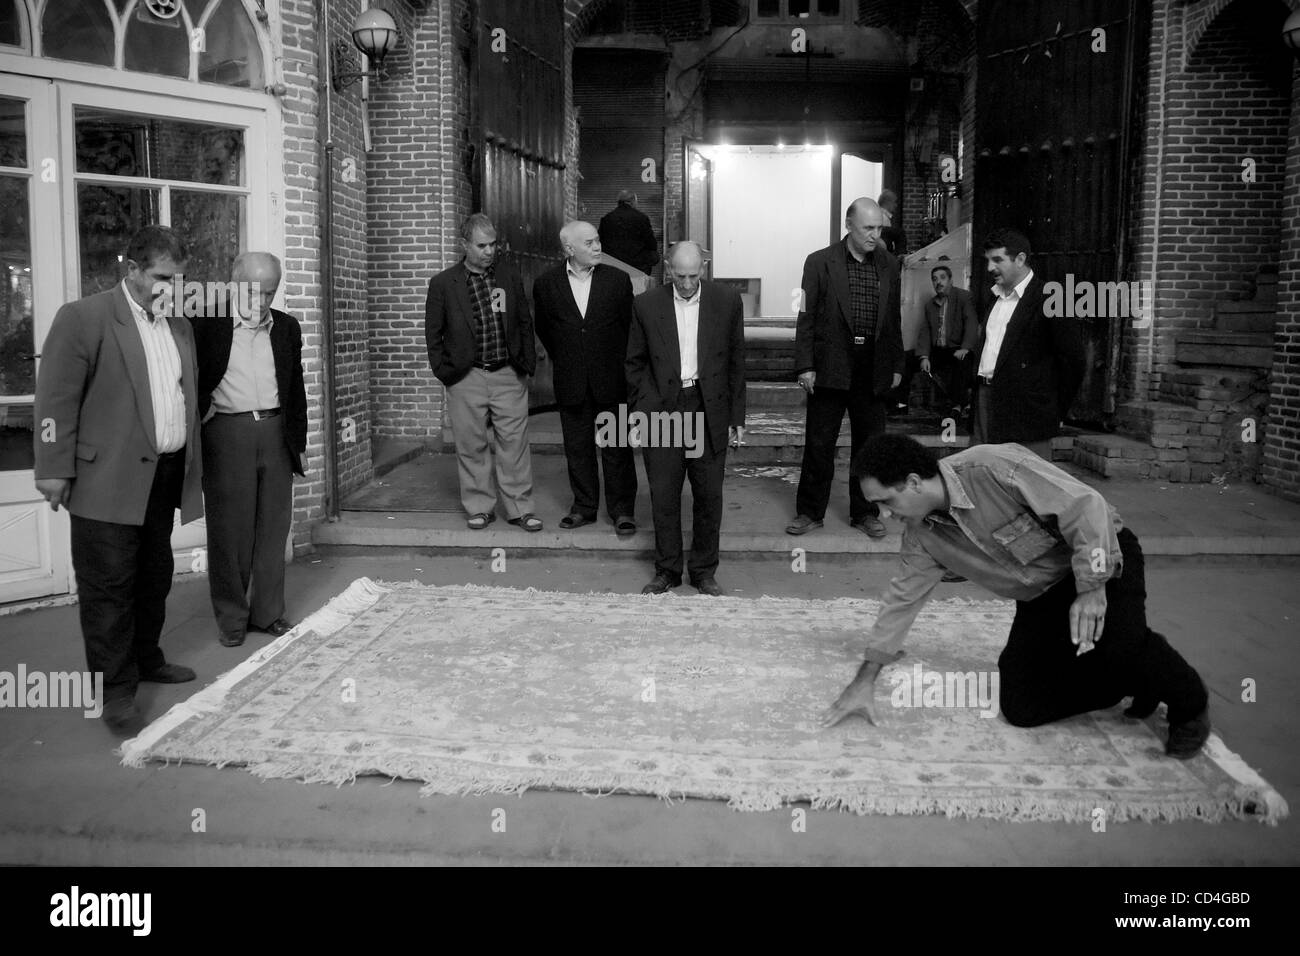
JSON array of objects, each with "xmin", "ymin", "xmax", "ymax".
[
  {"xmin": 843, "ymin": 237, "xmax": 875, "ymax": 266},
  {"xmin": 673, "ymin": 286, "xmax": 701, "ymax": 305},
  {"xmin": 924, "ymin": 459, "xmax": 973, "ymax": 525},
  {"xmin": 993, "ymin": 269, "xmax": 1034, "ymax": 301},
  {"xmin": 566, "ymin": 259, "xmax": 594, "ymax": 280},
  {"xmin": 122, "ymin": 279, "xmax": 159, "ymax": 324},
  {"xmin": 233, "ymin": 309, "xmax": 274, "ymax": 331},
  {"xmin": 465, "ymin": 262, "xmax": 493, "ymax": 281}
]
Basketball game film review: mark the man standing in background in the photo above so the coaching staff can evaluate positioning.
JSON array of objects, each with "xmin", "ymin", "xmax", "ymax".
[
  {"xmin": 916, "ymin": 263, "xmax": 978, "ymax": 420},
  {"xmin": 599, "ymin": 190, "xmax": 659, "ymax": 277}
]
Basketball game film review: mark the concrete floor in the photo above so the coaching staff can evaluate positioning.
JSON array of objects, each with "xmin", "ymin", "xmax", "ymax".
[{"xmin": 1, "ymin": 551, "xmax": 1297, "ymax": 865}]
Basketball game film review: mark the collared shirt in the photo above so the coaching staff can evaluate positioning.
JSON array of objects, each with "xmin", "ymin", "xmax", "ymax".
[
  {"xmin": 843, "ymin": 239, "xmax": 879, "ymax": 342},
  {"xmin": 864, "ymin": 443, "xmax": 1124, "ymax": 658},
  {"xmin": 566, "ymin": 259, "xmax": 594, "ymax": 318},
  {"xmin": 211, "ymin": 311, "xmax": 279, "ymax": 415},
  {"xmin": 467, "ymin": 265, "xmax": 507, "ymax": 365},
  {"xmin": 933, "ymin": 293, "xmax": 949, "ymax": 347},
  {"xmin": 673, "ymin": 285, "xmax": 700, "ymax": 382},
  {"xmin": 979, "ymin": 269, "xmax": 1034, "ymax": 378},
  {"xmin": 121, "ymin": 279, "xmax": 187, "ymax": 453}
]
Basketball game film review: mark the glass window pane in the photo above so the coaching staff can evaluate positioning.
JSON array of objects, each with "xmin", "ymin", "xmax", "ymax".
[
  {"xmin": 818, "ymin": 0, "xmax": 840, "ymax": 15},
  {"xmin": 75, "ymin": 108, "xmax": 244, "ymax": 186},
  {"xmin": 43, "ymin": 0, "xmax": 115, "ymax": 67},
  {"xmin": 170, "ymin": 189, "xmax": 243, "ymax": 283},
  {"xmin": 76, "ymin": 182, "xmax": 161, "ymax": 296},
  {"xmin": 0, "ymin": 0, "xmax": 23, "ymax": 47},
  {"xmin": 0, "ymin": 97, "xmax": 27, "ymax": 168},
  {"xmin": 0, "ymin": 402, "xmax": 35, "ymax": 471},
  {"xmin": 0, "ymin": 176, "xmax": 34, "ymax": 403},
  {"xmin": 756, "ymin": 0, "xmax": 780, "ymax": 17},
  {"xmin": 790, "ymin": 0, "xmax": 811, "ymax": 16},
  {"xmin": 124, "ymin": 3, "xmax": 191, "ymax": 78},
  {"xmin": 199, "ymin": 0, "xmax": 264, "ymax": 89}
]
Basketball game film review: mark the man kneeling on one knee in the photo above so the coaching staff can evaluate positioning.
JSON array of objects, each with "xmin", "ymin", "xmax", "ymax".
[{"xmin": 821, "ymin": 435, "xmax": 1211, "ymax": 759}]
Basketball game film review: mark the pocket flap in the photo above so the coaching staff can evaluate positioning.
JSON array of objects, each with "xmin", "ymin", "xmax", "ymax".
[
  {"xmin": 74, "ymin": 442, "xmax": 97, "ymax": 462},
  {"xmin": 992, "ymin": 513, "xmax": 1058, "ymax": 564}
]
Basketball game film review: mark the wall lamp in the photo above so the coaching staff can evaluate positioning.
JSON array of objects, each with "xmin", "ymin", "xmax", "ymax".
[{"xmin": 331, "ymin": 8, "xmax": 399, "ymax": 92}]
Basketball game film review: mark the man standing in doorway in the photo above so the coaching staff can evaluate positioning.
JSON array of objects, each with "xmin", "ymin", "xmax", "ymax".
[
  {"xmin": 425, "ymin": 213, "xmax": 541, "ymax": 532},
  {"xmin": 34, "ymin": 225, "xmax": 203, "ymax": 735},
  {"xmin": 916, "ymin": 263, "xmax": 978, "ymax": 420},
  {"xmin": 786, "ymin": 198, "xmax": 904, "ymax": 539},
  {"xmin": 972, "ymin": 228, "xmax": 1085, "ymax": 459},
  {"xmin": 598, "ymin": 190, "xmax": 659, "ymax": 277},
  {"xmin": 626, "ymin": 241, "xmax": 745, "ymax": 596}
]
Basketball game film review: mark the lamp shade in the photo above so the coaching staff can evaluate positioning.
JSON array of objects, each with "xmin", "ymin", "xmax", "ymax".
[
  {"xmin": 352, "ymin": 9, "xmax": 399, "ymax": 62},
  {"xmin": 1285, "ymin": 9, "xmax": 1300, "ymax": 53}
]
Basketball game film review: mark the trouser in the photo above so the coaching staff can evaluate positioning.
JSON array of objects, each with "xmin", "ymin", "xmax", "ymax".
[
  {"xmin": 445, "ymin": 365, "xmax": 535, "ymax": 517},
  {"xmin": 69, "ymin": 450, "xmax": 185, "ymax": 703},
  {"xmin": 928, "ymin": 346, "xmax": 972, "ymax": 410},
  {"xmin": 794, "ymin": 344, "xmax": 887, "ymax": 523},
  {"xmin": 641, "ymin": 385, "xmax": 726, "ymax": 584},
  {"xmin": 997, "ymin": 528, "xmax": 1209, "ymax": 727},
  {"xmin": 558, "ymin": 391, "xmax": 637, "ymax": 521},
  {"xmin": 202, "ymin": 412, "xmax": 294, "ymax": 636},
  {"xmin": 972, "ymin": 383, "xmax": 1053, "ymax": 460}
]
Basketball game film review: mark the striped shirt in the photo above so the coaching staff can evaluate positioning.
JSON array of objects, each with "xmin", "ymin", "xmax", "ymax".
[{"xmin": 121, "ymin": 280, "xmax": 187, "ymax": 453}]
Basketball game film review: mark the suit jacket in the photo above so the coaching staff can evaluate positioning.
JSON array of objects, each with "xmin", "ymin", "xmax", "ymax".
[
  {"xmin": 189, "ymin": 307, "xmax": 309, "ymax": 476},
  {"xmin": 975, "ymin": 275, "xmax": 1086, "ymax": 443},
  {"xmin": 916, "ymin": 286, "xmax": 979, "ymax": 357},
  {"xmin": 533, "ymin": 262, "xmax": 634, "ymax": 406},
  {"xmin": 625, "ymin": 280, "xmax": 746, "ymax": 455},
  {"xmin": 598, "ymin": 204, "xmax": 658, "ymax": 275},
  {"xmin": 794, "ymin": 240, "xmax": 905, "ymax": 394},
  {"xmin": 424, "ymin": 259, "xmax": 537, "ymax": 388},
  {"xmin": 33, "ymin": 284, "xmax": 203, "ymax": 525}
]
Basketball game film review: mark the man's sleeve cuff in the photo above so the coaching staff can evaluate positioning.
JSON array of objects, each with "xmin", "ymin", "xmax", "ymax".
[{"xmin": 862, "ymin": 646, "xmax": 905, "ymax": 666}]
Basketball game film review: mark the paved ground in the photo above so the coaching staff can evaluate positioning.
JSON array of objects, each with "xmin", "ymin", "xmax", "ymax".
[{"xmin": 1, "ymin": 547, "xmax": 1297, "ymax": 866}]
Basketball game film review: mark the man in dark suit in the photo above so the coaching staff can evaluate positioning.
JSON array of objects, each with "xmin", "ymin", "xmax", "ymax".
[
  {"xmin": 190, "ymin": 252, "xmax": 307, "ymax": 648},
  {"xmin": 33, "ymin": 225, "xmax": 202, "ymax": 735},
  {"xmin": 598, "ymin": 191, "xmax": 658, "ymax": 276},
  {"xmin": 916, "ymin": 263, "xmax": 979, "ymax": 418},
  {"xmin": 973, "ymin": 228, "xmax": 1086, "ymax": 459},
  {"xmin": 786, "ymin": 198, "xmax": 904, "ymax": 539},
  {"xmin": 533, "ymin": 221, "xmax": 638, "ymax": 535},
  {"xmin": 425, "ymin": 213, "xmax": 541, "ymax": 531},
  {"xmin": 626, "ymin": 241, "xmax": 745, "ymax": 596}
]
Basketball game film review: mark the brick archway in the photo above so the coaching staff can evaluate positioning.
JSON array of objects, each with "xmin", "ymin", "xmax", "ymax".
[{"xmin": 1185, "ymin": 0, "xmax": 1300, "ymax": 69}]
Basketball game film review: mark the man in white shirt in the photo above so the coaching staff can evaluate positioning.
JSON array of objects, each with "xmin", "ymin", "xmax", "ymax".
[{"xmin": 972, "ymin": 229, "xmax": 1085, "ymax": 459}]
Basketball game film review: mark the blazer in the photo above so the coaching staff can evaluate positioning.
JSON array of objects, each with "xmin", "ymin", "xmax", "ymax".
[
  {"xmin": 533, "ymin": 262, "xmax": 635, "ymax": 406},
  {"xmin": 189, "ymin": 306, "xmax": 309, "ymax": 476},
  {"xmin": 975, "ymin": 275, "xmax": 1087, "ymax": 443},
  {"xmin": 916, "ymin": 286, "xmax": 979, "ymax": 357},
  {"xmin": 598, "ymin": 204, "xmax": 658, "ymax": 275},
  {"xmin": 625, "ymin": 280, "xmax": 746, "ymax": 455},
  {"xmin": 424, "ymin": 259, "xmax": 537, "ymax": 388},
  {"xmin": 794, "ymin": 240, "xmax": 905, "ymax": 394},
  {"xmin": 33, "ymin": 284, "xmax": 203, "ymax": 525}
]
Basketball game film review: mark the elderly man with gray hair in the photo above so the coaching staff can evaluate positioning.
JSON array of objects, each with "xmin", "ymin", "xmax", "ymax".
[{"xmin": 190, "ymin": 252, "xmax": 308, "ymax": 648}]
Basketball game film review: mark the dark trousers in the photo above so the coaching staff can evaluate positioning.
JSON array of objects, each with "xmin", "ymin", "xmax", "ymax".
[
  {"xmin": 928, "ymin": 346, "xmax": 972, "ymax": 409},
  {"xmin": 795, "ymin": 344, "xmax": 887, "ymax": 523},
  {"xmin": 998, "ymin": 528, "xmax": 1208, "ymax": 728},
  {"xmin": 559, "ymin": 391, "xmax": 637, "ymax": 521},
  {"xmin": 972, "ymin": 384, "xmax": 1053, "ymax": 460},
  {"xmin": 642, "ymin": 386, "xmax": 727, "ymax": 584},
  {"xmin": 201, "ymin": 413, "xmax": 294, "ymax": 636},
  {"xmin": 69, "ymin": 450, "xmax": 185, "ymax": 703}
]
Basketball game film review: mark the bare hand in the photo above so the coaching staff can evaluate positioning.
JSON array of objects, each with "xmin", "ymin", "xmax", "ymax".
[
  {"xmin": 729, "ymin": 425, "xmax": 746, "ymax": 448},
  {"xmin": 891, "ymin": 373, "xmax": 902, "ymax": 390},
  {"xmin": 798, "ymin": 371, "xmax": 816, "ymax": 395},
  {"xmin": 1070, "ymin": 587, "xmax": 1108, "ymax": 654},
  {"xmin": 36, "ymin": 478, "xmax": 71, "ymax": 512},
  {"xmin": 920, "ymin": 357, "xmax": 931, "ymax": 374},
  {"xmin": 821, "ymin": 663, "xmax": 882, "ymax": 728},
  {"xmin": 954, "ymin": 349, "xmax": 969, "ymax": 361}
]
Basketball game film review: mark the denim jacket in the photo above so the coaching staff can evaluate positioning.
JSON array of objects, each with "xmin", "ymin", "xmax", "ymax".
[{"xmin": 863, "ymin": 443, "xmax": 1124, "ymax": 661}]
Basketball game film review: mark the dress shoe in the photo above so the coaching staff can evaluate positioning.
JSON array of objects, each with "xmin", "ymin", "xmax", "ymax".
[
  {"xmin": 785, "ymin": 515, "xmax": 823, "ymax": 535},
  {"xmin": 940, "ymin": 571, "xmax": 968, "ymax": 583},
  {"xmin": 102, "ymin": 698, "xmax": 144, "ymax": 736},
  {"xmin": 694, "ymin": 577, "xmax": 723, "ymax": 597},
  {"xmin": 220, "ymin": 630, "xmax": 246, "ymax": 647},
  {"xmin": 851, "ymin": 515, "xmax": 888, "ymax": 538},
  {"xmin": 614, "ymin": 516, "xmax": 637, "ymax": 537},
  {"xmin": 140, "ymin": 663, "xmax": 196, "ymax": 684},
  {"xmin": 641, "ymin": 573, "xmax": 678, "ymax": 595},
  {"xmin": 559, "ymin": 512, "xmax": 595, "ymax": 530},
  {"xmin": 251, "ymin": 618, "xmax": 294, "ymax": 637},
  {"xmin": 1166, "ymin": 707, "xmax": 1211, "ymax": 760}
]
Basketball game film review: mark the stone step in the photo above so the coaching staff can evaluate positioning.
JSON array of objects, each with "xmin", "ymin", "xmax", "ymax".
[
  {"xmin": 1175, "ymin": 330, "xmax": 1273, "ymax": 369},
  {"xmin": 746, "ymin": 381, "xmax": 805, "ymax": 408},
  {"xmin": 745, "ymin": 317, "xmax": 797, "ymax": 328}
]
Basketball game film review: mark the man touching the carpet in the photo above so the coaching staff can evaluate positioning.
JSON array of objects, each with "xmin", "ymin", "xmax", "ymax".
[{"xmin": 821, "ymin": 435, "xmax": 1211, "ymax": 759}]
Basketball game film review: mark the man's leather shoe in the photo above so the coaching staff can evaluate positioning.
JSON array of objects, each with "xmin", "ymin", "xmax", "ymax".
[
  {"xmin": 641, "ymin": 573, "xmax": 678, "ymax": 595},
  {"xmin": 220, "ymin": 630, "xmax": 246, "ymax": 647},
  {"xmin": 102, "ymin": 698, "xmax": 144, "ymax": 736},
  {"xmin": 940, "ymin": 571, "xmax": 968, "ymax": 583},
  {"xmin": 785, "ymin": 515, "xmax": 823, "ymax": 535},
  {"xmin": 251, "ymin": 618, "xmax": 294, "ymax": 637},
  {"xmin": 140, "ymin": 663, "xmax": 196, "ymax": 684},
  {"xmin": 694, "ymin": 577, "xmax": 723, "ymax": 597},
  {"xmin": 851, "ymin": 516, "xmax": 888, "ymax": 538},
  {"xmin": 1166, "ymin": 707, "xmax": 1211, "ymax": 760}
]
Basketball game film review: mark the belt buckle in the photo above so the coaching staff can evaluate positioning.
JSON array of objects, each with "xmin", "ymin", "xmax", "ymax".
[
  {"xmin": 854, "ymin": 336, "xmax": 866, "ymax": 345},
  {"xmin": 252, "ymin": 409, "xmax": 264, "ymax": 421}
]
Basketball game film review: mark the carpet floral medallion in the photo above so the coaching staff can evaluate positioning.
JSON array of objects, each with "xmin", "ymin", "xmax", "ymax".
[{"xmin": 122, "ymin": 579, "xmax": 1287, "ymax": 824}]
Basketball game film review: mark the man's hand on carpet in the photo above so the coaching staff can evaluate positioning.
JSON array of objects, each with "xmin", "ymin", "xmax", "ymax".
[
  {"xmin": 821, "ymin": 663, "xmax": 883, "ymax": 728},
  {"xmin": 1070, "ymin": 587, "xmax": 1107, "ymax": 655}
]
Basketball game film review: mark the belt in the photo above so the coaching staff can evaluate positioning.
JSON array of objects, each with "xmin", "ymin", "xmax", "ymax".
[
  {"xmin": 978, "ymin": 374, "xmax": 994, "ymax": 385},
  {"xmin": 218, "ymin": 408, "xmax": 281, "ymax": 420},
  {"xmin": 157, "ymin": 449, "xmax": 185, "ymax": 460},
  {"xmin": 475, "ymin": 359, "xmax": 511, "ymax": 372},
  {"xmin": 680, "ymin": 378, "xmax": 696, "ymax": 388},
  {"xmin": 853, "ymin": 336, "xmax": 868, "ymax": 346}
]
